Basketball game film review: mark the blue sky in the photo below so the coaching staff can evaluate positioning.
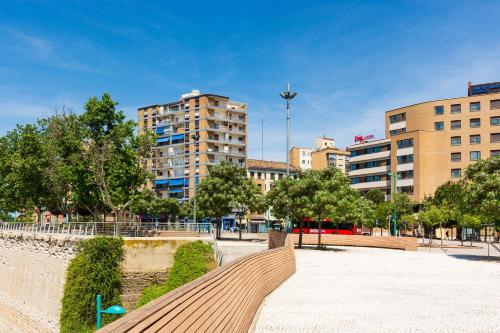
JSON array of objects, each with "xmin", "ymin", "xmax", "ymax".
[{"xmin": 1, "ymin": 1, "xmax": 500, "ymax": 161}]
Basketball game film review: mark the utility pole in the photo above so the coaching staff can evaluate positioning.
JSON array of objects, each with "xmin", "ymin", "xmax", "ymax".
[{"xmin": 280, "ymin": 84, "xmax": 297, "ymax": 176}]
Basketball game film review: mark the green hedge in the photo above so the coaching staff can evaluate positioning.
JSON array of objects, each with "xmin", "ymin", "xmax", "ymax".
[
  {"xmin": 60, "ymin": 236, "xmax": 124, "ymax": 333},
  {"xmin": 136, "ymin": 240, "xmax": 215, "ymax": 308}
]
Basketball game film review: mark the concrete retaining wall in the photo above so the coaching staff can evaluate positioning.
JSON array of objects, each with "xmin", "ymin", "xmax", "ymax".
[
  {"xmin": 100, "ymin": 230, "xmax": 296, "ymax": 333},
  {"xmin": 0, "ymin": 231, "xmax": 208, "ymax": 332},
  {"xmin": 0, "ymin": 231, "xmax": 83, "ymax": 333}
]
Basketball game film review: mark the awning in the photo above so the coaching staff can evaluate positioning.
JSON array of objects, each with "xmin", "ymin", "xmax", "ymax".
[
  {"xmin": 169, "ymin": 178, "xmax": 184, "ymax": 186},
  {"xmin": 168, "ymin": 189, "xmax": 184, "ymax": 193},
  {"xmin": 155, "ymin": 179, "xmax": 169, "ymax": 185},
  {"xmin": 156, "ymin": 127, "xmax": 164, "ymax": 135},
  {"xmin": 156, "ymin": 137, "xmax": 170, "ymax": 143},
  {"xmin": 171, "ymin": 133, "xmax": 184, "ymax": 141}
]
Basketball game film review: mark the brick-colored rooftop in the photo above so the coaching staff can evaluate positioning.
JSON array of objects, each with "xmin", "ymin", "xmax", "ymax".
[{"xmin": 247, "ymin": 159, "xmax": 299, "ymax": 172}]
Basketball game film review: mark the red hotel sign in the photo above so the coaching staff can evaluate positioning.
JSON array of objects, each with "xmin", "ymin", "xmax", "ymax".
[{"xmin": 354, "ymin": 134, "xmax": 374, "ymax": 142}]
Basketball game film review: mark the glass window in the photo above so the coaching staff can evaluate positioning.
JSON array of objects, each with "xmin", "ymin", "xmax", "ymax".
[
  {"xmin": 451, "ymin": 152, "xmax": 461, "ymax": 162},
  {"xmin": 470, "ymin": 102, "xmax": 480, "ymax": 112},
  {"xmin": 451, "ymin": 136, "xmax": 461, "ymax": 145},
  {"xmin": 390, "ymin": 128, "xmax": 406, "ymax": 136},
  {"xmin": 451, "ymin": 169, "xmax": 462, "ymax": 178},
  {"xmin": 491, "ymin": 150, "xmax": 500, "ymax": 156},
  {"xmin": 434, "ymin": 122, "xmax": 444, "ymax": 131},
  {"xmin": 434, "ymin": 105, "xmax": 444, "ymax": 115},
  {"xmin": 451, "ymin": 104, "xmax": 461, "ymax": 114},
  {"xmin": 470, "ymin": 151, "xmax": 481, "ymax": 161},
  {"xmin": 470, "ymin": 135, "xmax": 481, "ymax": 144},
  {"xmin": 491, "ymin": 133, "xmax": 500, "ymax": 143},
  {"xmin": 470, "ymin": 118, "xmax": 481, "ymax": 128},
  {"xmin": 350, "ymin": 150, "xmax": 359, "ymax": 157},
  {"xmin": 491, "ymin": 116, "xmax": 500, "ymax": 126},
  {"xmin": 351, "ymin": 177, "xmax": 360, "ymax": 184},
  {"xmin": 451, "ymin": 120, "xmax": 461, "ymax": 130},
  {"xmin": 351, "ymin": 164, "xmax": 358, "ymax": 170},
  {"xmin": 397, "ymin": 138, "xmax": 414, "ymax": 149},
  {"xmin": 389, "ymin": 113, "xmax": 406, "ymax": 124},
  {"xmin": 397, "ymin": 154, "xmax": 414, "ymax": 164},
  {"xmin": 490, "ymin": 99, "xmax": 500, "ymax": 110}
]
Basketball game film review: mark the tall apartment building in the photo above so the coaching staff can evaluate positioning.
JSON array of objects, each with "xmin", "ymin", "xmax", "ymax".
[
  {"xmin": 138, "ymin": 90, "xmax": 248, "ymax": 201},
  {"xmin": 385, "ymin": 82, "xmax": 500, "ymax": 201},
  {"xmin": 290, "ymin": 137, "xmax": 349, "ymax": 173},
  {"xmin": 347, "ymin": 138, "xmax": 391, "ymax": 196}
]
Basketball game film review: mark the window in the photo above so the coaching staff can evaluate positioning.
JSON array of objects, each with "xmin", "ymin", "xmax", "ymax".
[
  {"xmin": 366, "ymin": 175, "xmax": 382, "ymax": 182},
  {"xmin": 390, "ymin": 128, "xmax": 406, "ymax": 136},
  {"xmin": 451, "ymin": 120, "xmax": 461, "ymax": 130},
  {"xmin": 491, "ymin": 116, "xmax": 500, "ymax": 126},
  {"xmin": 451, "ymin": 152, "xmax": 461, "ymax": 162},
  {"xmin": 399, "ymin": 186, "xmax": 414, "ymax": 195},
  {"xmin": 490, "ymin": 99, "xmax": 500, "ymax": 110},
  {"xmin": 451, "ymin": 104, "xmax": 461, "ymax": 114},
  {"xmin": 451, "ymin": 136, "xmax": 461, "ymax": 146},
  {"xmin": 397, "ymin": 154, "xmax": 414, "ymax": 164},
  {"xmin": 389, "ymin": 113, "xmax": 406, "ymax": 123},
  {"xmin": 470, "ymin": 135, "xmax": 481, "ymax": 144},
  {"xmin": 434, "ymin": 122, "xmax": 444, "ymax": 131},
  {"xmin": 451, "ymin": 169, "xmax": 462, "ymax": 178},
  {"xmin": 257, "ymin": 172, "xmax": 262, "ymax": 179},
  {"xmin": 365, "ymin": 161, "xmax": 381, "ymax": 168},
  {"xmin": 434, "ymin": 105, "xmax": 444, "ymax": 115},
  {"xmin": 366, "ymin": 146, "xmax": 382, "ymax": 154},
  {"xmin": 250, "ymin": 172, "xmax": 255, "ymax": 178},
  {"xmin": 351, "ymin": 177, "xmax": 360, "ymax": 184},
  {"xmin": 491, "ymin": 150, "xmax": 500, "ymax": 156},
  {"xmin": 350, "ymin": 150, "xmax": 359, "ymax": 157},
  {"xmin": 470, "ymin": 102, "xmax": 480, "ymax": 112},
  {"xmin": 470, "ymin": 118, "xmax": 481, "ymax": 128},
  {"xmin": 470, "ymin": 151, "xmax": 481, "ymax": 161},
  {"xmin": 351, "ymin": 164, "xmax": 359, "ymax": 170},
  {"xmin": 302, "ymin": 160, "xmax": 305, "ymax": 164},
  {"xmin": 491, "ymin": 133, "xmax": 500, "ymax": 143},
  {"xmin": 397, "ymin": 138, "xmax": 413, "ymax": 149},
  {"xmin": 397, "ymin": 170, "xmax": 414, "ymax": 179}
]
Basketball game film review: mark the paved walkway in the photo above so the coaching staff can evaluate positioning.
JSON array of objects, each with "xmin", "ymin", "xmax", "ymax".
[{"xmin": 254, "ymin": 247, "xmax": 500, "ymax": 333}]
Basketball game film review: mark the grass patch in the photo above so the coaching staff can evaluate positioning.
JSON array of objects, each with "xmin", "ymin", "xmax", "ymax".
[
  {"xmin": 60, "ymin": 236, "xmax": 124, "ymax": 333},
  {"xmin": 136, "ymin": 240, "xmax": 215, "ymax": 308}
]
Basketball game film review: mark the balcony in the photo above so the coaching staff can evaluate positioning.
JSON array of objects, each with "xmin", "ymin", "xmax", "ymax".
[
  {"xmin": 348, "ymin": 150, "xmax": 390, "ymax": 163},
  {"xmin": 397, "ymin": 178, "xmax": 414, "ymax": 187},
  {"xmin": 351, "ymin": 180, "xmax": 391, "ymax": 190},
  {"xmin": 396, "ymin": 163, "xmax": 414, "ymax": 172},
  {"xmin": 349, "ymin": 165, "xmax": 390, "ymax": 176},
  {"xmin": 396, "ymin": 147, "xmax": 413, "ymax": 156},
  {"xmin": 389, "ymin": 121, "xmax": 407, "ymax": 131}
]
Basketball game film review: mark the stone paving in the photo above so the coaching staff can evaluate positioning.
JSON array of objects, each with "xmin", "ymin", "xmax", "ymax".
[{"xmin": 254, "ymin": 247, "xmax": 500, "ymax": 333}]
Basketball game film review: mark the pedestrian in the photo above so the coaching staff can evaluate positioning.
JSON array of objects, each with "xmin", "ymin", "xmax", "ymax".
[{"xmin": 445, "ymin": 230, "xmax": 449, "ymax": 240}]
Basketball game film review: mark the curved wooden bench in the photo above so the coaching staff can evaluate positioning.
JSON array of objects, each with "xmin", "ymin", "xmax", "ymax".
[
  {"xmin": 293, "ymin": 234, "xmax": 417, "ymax": 251},
  {"xmin": 100, "ymin": 230, "xmax": 294, "ymax": 332}
]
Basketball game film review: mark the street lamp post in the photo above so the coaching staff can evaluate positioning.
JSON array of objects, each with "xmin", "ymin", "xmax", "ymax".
[
  {"xmin": 388, "ymin": 172, "xmax": 399, "ymax": 237},
  {"xmin": 280, "ymin": 84, "xmax": 297, "ymax": 232},
  {"xmin": 96, "ymin": 294, "xmax": 126, "ymax": 330},
  {"xmin": 190, "ymin": 134, "xmax": 200, "ymax": 226},
  {"xmin": 280, "ymin": 83, "xmax": 297, "ymax": 177}
]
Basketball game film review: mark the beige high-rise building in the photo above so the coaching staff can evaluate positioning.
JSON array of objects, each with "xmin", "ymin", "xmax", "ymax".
[
  {"xmin": 138, "ymin": 90, "xmax": 248, "ymax": 201},
  {"xmin": 385, "ymin": 82, "xmax": 500, "ymax": 201},
  {"xmin": 290, "ymin": 136, "xmax": 349, "ymax": 173}
]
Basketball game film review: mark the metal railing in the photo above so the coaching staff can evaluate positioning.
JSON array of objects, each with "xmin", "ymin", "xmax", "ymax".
[{"xmin": 0, "ymin": 221, "xmax": 214, "ymax": 237}]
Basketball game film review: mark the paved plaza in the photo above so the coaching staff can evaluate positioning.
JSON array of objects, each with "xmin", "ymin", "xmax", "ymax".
[{"xmin": 254, "ymin": 246, "xmax": 500, "ymax": 333}]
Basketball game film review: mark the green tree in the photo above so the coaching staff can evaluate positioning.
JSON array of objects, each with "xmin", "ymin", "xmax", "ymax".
[
  {"xmin": 463, "ymin": 157, "xmax": 500, "ymax": 227},
  {"xmin": 266, "ymin": 175, "xmax": 311, "ymax": 247},
  {"xmin": 196, "ymin": 161, "xmax": 250, "ymax": 239},
  {"xmin": 458, "ymin": 213, "xmax": 482, "ymax": 246},
  {"xmin": 365, "ymin": 189, "xmax": 385, "ymax": 205},
  {"xmin": 39, "ymin": 111, "xmax": 84, "ymax": 221},
  {"xmin": 80, "ymin": 93, "xmax": 156, "ymax": 222},
  {"xmin": 235, "ymin": 178, "xmax": 264, "ymax": 240},
  {"xmin": 419, "ymin": 205, "xmax": 446, "ymax": 243},
  {"xmin": 130, "ymin": 189, "xmax": 179, "ymax": 222}
]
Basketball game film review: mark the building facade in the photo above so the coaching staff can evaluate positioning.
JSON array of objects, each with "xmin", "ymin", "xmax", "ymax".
[
  {"xmin": 347, "ymin": 139, "xmax": 391, "ymax": 197},
  {"xmin": 385, "ymin": 82, "xmax": 500, "ymax": 201},
  {"xmin": 290, "ymin": 137, "xmax": 349, "ymax": 173},
  {"xmin": 138, "ymin": 90, "xmax": 248, "ymax": 201}
]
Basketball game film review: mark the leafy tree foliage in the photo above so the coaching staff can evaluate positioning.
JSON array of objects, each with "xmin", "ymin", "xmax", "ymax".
[
  {"xmin": 196, "ymin": 161, "xmax": 258, "ymax": 239},
  {"xmin": 130, "ymin": 189, "xmax": 179, "ymax": 221},
  {"xmin": 365, "ymin": 189, "xmax": 385, "ymax": 205}
]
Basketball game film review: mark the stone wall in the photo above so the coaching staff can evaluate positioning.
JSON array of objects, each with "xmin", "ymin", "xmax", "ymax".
[{"xmin": 0, "ymin": 231, "xmax": 83, "ymax": 333}]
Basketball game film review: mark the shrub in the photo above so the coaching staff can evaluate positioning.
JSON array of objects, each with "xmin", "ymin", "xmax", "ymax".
[
  {"xmin": 60, "ymin": 236, "xmax": 124, "ymax": 333},
  {"xmin": 136, "ymin": 240, "xmax": 215, "ymax": 308}
]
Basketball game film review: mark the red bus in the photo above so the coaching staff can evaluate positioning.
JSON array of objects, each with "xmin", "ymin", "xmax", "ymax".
[{"xmin": 292, "ymin": 218, "xmax": 356, "ymax": 235}]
